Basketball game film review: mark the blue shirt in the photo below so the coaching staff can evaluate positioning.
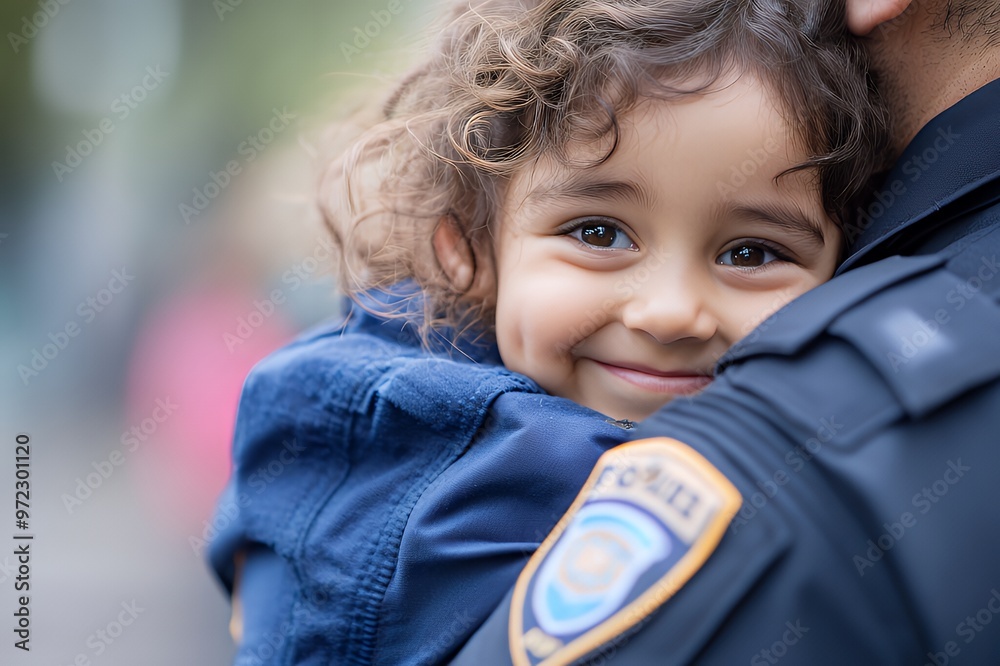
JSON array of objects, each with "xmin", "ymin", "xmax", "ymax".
[{"xmin": 208, "ymin": 291, "xmax": 630, "ymax": 665}]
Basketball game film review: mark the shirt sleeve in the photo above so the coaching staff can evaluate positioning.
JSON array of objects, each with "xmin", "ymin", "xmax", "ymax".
[
  {"xmin": 373, "ymin": 390, "xmax": 631, "ymax": 664},
  {"xmin": 208, "ymin": 326, "xmax": 630, "ymax": 666},
  {"xmin": 206, "ymin": 330, "xmax": 361, "ymax": 665}
]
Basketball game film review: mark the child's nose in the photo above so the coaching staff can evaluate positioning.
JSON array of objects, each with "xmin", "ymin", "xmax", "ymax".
[{"xmin": 619, "ymin": 270, "xmax": 718, "ymax": 345}]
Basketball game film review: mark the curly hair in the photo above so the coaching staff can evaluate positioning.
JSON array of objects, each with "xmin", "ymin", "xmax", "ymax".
[{"xmin": 320, "ymin": 0, "xmax": 890, "ymax": 347}]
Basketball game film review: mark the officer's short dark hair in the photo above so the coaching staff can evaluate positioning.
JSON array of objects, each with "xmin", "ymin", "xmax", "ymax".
[{"xmin": 935, "ymin": 0, "xmax": 1000, "ymax": 44}]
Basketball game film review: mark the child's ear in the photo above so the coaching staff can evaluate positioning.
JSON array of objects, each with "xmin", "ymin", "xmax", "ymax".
[
  {"xmin": 433, "ymin": 216, "xmax": 475, "ymax": 292},
  {"xmin": 845, "ymin": 0, "xmax": 912, "ymax": 36}
]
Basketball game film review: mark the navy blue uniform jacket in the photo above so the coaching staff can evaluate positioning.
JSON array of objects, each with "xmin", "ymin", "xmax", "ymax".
[
  {"xmin": 208, "ymin": 290, "xmax": 630, "ymax": 665},
  {"xmin": 451, "ymin": 77, "xmax": 1000, "ymax": 665}
]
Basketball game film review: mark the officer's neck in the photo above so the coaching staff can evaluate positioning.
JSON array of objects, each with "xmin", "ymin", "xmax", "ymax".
[{"xmin": 871, "ymin": 10, "xmax": 1000, "ymax": 159}]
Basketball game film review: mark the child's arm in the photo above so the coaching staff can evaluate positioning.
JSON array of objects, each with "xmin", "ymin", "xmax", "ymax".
[{"xmin": 207, "ymin": 322, "xmax": 631, "ymax": 665}]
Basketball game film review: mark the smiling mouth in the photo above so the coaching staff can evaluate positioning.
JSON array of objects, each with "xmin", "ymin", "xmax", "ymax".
[{"xmin": 593, "ymin": 361, "xmax": 714, "ymax": 395}]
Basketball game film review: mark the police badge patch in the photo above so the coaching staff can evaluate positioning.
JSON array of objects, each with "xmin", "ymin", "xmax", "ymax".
[{"xmin": 509, "ymin": 438, "xmax": 742, "ymax": 666}]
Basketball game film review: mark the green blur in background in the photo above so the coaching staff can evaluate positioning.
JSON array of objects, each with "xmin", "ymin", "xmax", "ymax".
[{"xmin": 0, "ymin": 0, "xmax": 437, "ymax": 663}]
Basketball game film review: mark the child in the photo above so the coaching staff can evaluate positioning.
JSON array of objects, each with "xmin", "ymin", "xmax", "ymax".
[{"xmin": 208, "ymin": 0, "xmax": 888, "ymax": 664}]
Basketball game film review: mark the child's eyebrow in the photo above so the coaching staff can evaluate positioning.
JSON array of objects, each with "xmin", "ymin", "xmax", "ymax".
[
  {"xmin": 524, "ymin": 177, "xmax": 657, "ymax": 211},
  {"xmin": 726, "ymin": 203, "xmax": 828, "ymax": 247}
]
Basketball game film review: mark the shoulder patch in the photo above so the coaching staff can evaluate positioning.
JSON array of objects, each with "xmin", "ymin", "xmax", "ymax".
[{"xmin": 509, "ymin": 438, "xmax": 742, "ymax": 666}]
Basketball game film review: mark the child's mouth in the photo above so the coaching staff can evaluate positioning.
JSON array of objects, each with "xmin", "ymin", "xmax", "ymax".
[{"xmin": 593, "ymin": 360, "xmax": 713, "ymax": 395}]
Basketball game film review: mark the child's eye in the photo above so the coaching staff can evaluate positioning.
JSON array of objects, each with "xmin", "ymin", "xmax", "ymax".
[
  {"xmin": 565, "ymin": 217, "xmax": 638, "ymax": 251},
  {"xmin": 716, "ymin": 241, "xmax": 793, "ymax": 270}
]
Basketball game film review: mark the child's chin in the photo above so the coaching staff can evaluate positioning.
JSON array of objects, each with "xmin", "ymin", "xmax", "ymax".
[
  {"xmin": 602, "ymin": 389, "xmax": 717, "ymax": 423},
  {"xmin": 597, "ymin": 400, "xmax": 669, "ymax": 425}
]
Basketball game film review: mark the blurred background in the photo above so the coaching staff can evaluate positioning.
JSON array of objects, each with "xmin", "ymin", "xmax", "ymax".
[{"xmin": 0, "ymin": 0, "xmax": 438, "ymax": 662}]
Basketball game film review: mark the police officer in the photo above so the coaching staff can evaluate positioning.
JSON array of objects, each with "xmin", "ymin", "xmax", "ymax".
[{"xmin": 452, "ymin": 0, "xmax": 1000, "ymax": 663}]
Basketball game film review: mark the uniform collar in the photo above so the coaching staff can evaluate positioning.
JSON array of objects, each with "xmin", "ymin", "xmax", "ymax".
[
  {"xmin": 346, "ymin": 281, "xmax": 503, "ymax": 365},
  {"xmin": 838, "ymin": 77, "xmax": 1000, "ymax": 274}
]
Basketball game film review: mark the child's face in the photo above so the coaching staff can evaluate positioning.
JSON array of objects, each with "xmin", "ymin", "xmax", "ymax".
[{"xmin": 492, "ymin": 74, "xmax": 842, "ymax": 422}]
